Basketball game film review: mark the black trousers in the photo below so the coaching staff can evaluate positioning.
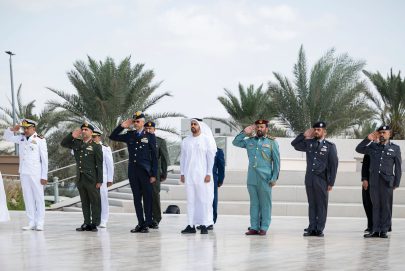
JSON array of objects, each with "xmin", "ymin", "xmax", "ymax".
[
  {"xmin": 362, "ymin": 186, "xmax": 373, "ymax": 229},
  {"xmin": 128, "ymin": 164, "xmax": 153, "ymax": 226},
  {"xmin": 370, "ymin": 175, "xmax": 393, "ymax": 233},
  {"xmin": 152, "ymin": 178, "xmax": 162, "ymax": 224},
  {"xmin": 306, "ymin": 176, "xmax": 328, "ymax": 232}
]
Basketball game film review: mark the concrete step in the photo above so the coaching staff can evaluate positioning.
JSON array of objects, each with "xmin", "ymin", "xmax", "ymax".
[
  {"xmin": 62, "ymin": 206, "xmax": 82, "ymax": 212},
  {"xmin": 160, "ymin": 184, "xmax": 405, "ymax": 204},
  {"xmin": 160, "ymin": 200, "xmax": 405, "ymax": 218},
  {"xmin": 74, "ymin": 203, "xmax": 125, "ymax": 213}
]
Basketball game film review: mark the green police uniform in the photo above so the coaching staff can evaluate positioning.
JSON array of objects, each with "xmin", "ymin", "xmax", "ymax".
[
  {"xmin": 152, "ymin": 136, "xmax": 169, "ymax": 225},
  {"xmin": 233, "ymin": 131, "xmax": 280, "ymax": 232},
  {"xmin": 61, "ymin": 133, "xmax": 103, "ymax": 227}
]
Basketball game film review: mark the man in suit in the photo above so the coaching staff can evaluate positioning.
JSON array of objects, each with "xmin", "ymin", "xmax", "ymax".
[
  {"xmin": 61, "ymin": 121, "xmax": 103, "ymax": 232},
  {"xmin": 291, "ymin": 121, "xmax": 338, "ymax": 237},
  {"xmin": 233, "ymin": 119, "xmax": 280, "ymax": 236},
  {"xmin": 144, "ymin": 121, "xmax": 169, "ymax": 229},
  {"xmin": 92, "ymin": 127, "xmax": 114, "ymax": 228},
  {"xmin": 3, "ymin": 119, "xmax": 48, "ymax": 231},
  {"xmin": 109, "ymin": 112, "xmax": 158, "ymax": 233},
  {"xmin": 356, "ymin": 125, "xmax": 401, "ymax": 238}
]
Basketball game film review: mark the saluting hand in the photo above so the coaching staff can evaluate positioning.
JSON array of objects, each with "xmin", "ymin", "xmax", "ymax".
[
  {"xmin": 367, "ymin": 131, "xmax": 378, "ymax": 142},
  {"xmin": 304, "ymin": 128, "xmax": 314, "ymax": 139},
  {"xmin": 121, "ymin": 119, "xmax": 132, "ymax": 129},
  {"xmin": 72, "ymin": 128, "xmax": 82, "ymax": 138},
  {"xmin": 243, "ymin": 125, "xmax": 255, "ymax": 135},
  {"xmin": 11, "ymin": 124, "xmax": 20, "ymax": 132}
]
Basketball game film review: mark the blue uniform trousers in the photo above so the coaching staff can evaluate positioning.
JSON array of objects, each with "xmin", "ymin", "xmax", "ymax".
[{"xmin": 128, "ymin": 164, "xmax": 153, "ymax": 226}]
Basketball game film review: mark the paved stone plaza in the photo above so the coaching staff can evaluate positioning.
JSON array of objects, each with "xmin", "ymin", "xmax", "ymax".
[{"xmin": 0, "ymin": 211, "xmax": 404, "ymax": 271}]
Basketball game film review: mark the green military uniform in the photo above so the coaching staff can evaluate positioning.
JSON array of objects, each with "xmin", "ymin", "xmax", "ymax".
[
  {"xmin": 152, "ymin": 136, "xmax": 169, "ymax": 225},
  {"xmin": 232, "ymin": 128, "xmax": 280, "ymax": 232},
  {"xmin": 61, "ymin": 133, "xmax": 103, "ymax": 227}
]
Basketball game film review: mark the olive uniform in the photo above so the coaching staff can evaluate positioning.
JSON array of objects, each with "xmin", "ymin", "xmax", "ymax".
[{"xmin": 61, "ymin": 132, "xmax": 103, "ymax": 229}]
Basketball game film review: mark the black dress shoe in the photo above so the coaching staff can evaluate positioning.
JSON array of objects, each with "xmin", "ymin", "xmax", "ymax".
[
  {"xmin": 181, "ymin": 225, "xmax": 196, "ymax": 234},
  {"xmin": 149, "ymin": 222, "xmax": 159, "ymax": 229},
  {"xmin": 140, "ymin": 226, "xmax": 149, "ymax": 233},
  {"xmin": 303, "ymin": 231, "xmax": 316, "ymax": 237},
  {"xmin": 196, "ymin": 225, "xmax": 201, "ymax": 230},
  {"xmin": 380, "ymin": 232, "xmax": 388, "ymax": 238},
  {"xmin": 200, "ymin": 225, "xmax": 208, "ymax": 234},
  {"xmin": 130, "ymin": 225, "xmax": 143, "ymax": 233},
  {"xmin": 364, "ymin": 228, "xmax": 371, "ymax": 233},
  {"xmin": 364, "ymin": 232, "xmax": 380, "ymax": 238},
  {"xmin": 304, "ymin": 228, "xmax": 308, "ymax": 232},
  {"xmin": 76, "ymin": 224, "xmax": 89, "ymax": 232},
  {"xmin": 315, "ymin": 231, "xmax": 324, "ymax": 237},
  {"xmin": 90, "ymin": 224, "xmax": 98, "ymax": 232},
  {"xmin": 207, "ymin": 225, "xmax": 214, "ymax": 230}
]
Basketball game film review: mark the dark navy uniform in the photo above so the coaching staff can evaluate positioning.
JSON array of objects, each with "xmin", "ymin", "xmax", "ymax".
[
  {"xmin": 212, "ymin": 148, "xmax": 225, "ymax": 224},
  {"xmin": 361, "ymin": 154, "xmax": 373, "ymax": 231},
  {"xmin": 109, "ymin": 125, "xmax": 158, "ymax": 228},
  {"xmin": 356, "ymin": 137, "xmax": 401, "ymax": 234},
  {"xmin": 291, "ymin": 133, "xmax": 338, "ymax": 234}
]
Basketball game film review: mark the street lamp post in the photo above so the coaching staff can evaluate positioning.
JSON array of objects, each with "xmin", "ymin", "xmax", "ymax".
[{"xmin": 5, "ymin": 51, "xmax": 18, "ymax": 155}]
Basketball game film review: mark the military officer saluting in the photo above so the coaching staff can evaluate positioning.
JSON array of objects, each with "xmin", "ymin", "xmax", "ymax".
[
  {"xmin": 144, "ymin": 121, "xmax": 169, "ymax": 229},
  {"xmin": 233, "ymin": 119, "xmax": 280, "ymax": 236},
  {"xmin": 61, "ymin": 122, "xmax": 103, "ymax": 232},
  {"xmin": 92, "ymin": 127, "xmax": 114, "ymax": 228},
  {"xmin": 109, "ymin": 112, "xmax": 158, "ymax": 233},
  {"xmin": 291, "ymin": 121, "xmax": 338, "ymax": 237},
  {"xmin": 3, "ymin": 119, "xmax": 48, "ymax": 231},
  {"xmin": 356, "ymin": 125, "xmax": 401, "ymax": 238}
]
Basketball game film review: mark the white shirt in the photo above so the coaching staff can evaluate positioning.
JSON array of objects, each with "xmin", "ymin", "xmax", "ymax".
[{"xmin": 3, "ymin": 129, "xmax": 48, "ymax": 180}]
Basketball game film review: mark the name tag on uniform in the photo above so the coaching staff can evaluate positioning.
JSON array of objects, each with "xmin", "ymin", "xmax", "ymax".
[
  {"xmin": 86, "ymin": 146, "xmax": 93, "ymax": 151},
  {"xmin": 31, "ymin": 140, "xmax": 37, "ymax": 144},
  {"xmin": 388, "ymin": 148, "xmax": 394, "ymax": 152},
  {"xmin": 141, "ymin": 138, "xmax": 149, "ymax": 143},
  {"xmin": 262, "ymin": 144, "xmax": 270, "ymax": 148},
  {"xmin": 321, "ymin": 148, "xmax": 327, "ymax": 152}
]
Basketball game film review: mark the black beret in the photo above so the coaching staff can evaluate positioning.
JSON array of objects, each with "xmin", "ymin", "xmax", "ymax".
[
  {"xmin": 377, "ymin": 125, "xmax": 390, "ymax": 131},
  {"xmin": 313, "ymin": 121, "xmax": 326, "ymax": 128}
]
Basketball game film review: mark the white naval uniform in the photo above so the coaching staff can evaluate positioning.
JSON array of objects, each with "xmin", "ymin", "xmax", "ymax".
[
  {"xmin": 100, "ymin": 143, "xmax": 114, "ymax": 224},
  {"xmin": 3, "ymin": 129, "xmax": 48, "ymax": 228},
  {"xmin": 0, "ymin": 172, "xmax": 10, "ymax": 222},
  {"xmin": 180, "ymin": 122, "xmax": 216, "ymax": 226}
]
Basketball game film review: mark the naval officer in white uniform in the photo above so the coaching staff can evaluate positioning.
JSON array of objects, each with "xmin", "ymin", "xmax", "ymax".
[
  {"xmin": 92, "ymin": 127, "xmax": 114, "ymax": 228},
  {"xmin": 3, "ymin": 119, "xmax": 48, "ymax": 231}
]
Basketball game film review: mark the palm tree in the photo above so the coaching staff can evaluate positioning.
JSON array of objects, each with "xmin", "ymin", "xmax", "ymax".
[
  {"xmin": 211, "ymin": 83, "xmax": 286, "ymax": 136},
  {"xmin": 268, "ymin": 45, "xmax": 372, "ymax": 136},
  {"xmin": 363, "ymin": 69, "xmax": 405, "ymax": 139},
  {"xmin": 0, "ymin": 84, "xmax": 68, "ymax": 135},
  {"xmin": 46, "ymin": 56, "xmax": 184, "ymax": 147}
]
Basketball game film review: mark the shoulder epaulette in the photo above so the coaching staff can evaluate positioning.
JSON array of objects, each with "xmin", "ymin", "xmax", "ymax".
[
  {"xmin": 102, "ymin": 143, "xmax": 109, "ymax": 147},
  {"xmin": 38, "ymin": 134, "xmax": 44, "ymax": 139}
]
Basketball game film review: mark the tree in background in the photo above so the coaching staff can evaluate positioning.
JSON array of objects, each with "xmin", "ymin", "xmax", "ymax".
[
  {"xmin": 46, "ymin": 56, "xmax": 184, "ymax": 148},
  {"xmin": 363, "ymin": 69, "xmax": 405, "ymax": 139},
  {"xmin": 212, "ymin": 83, "xmax": 286, "ymax": 137},
  {"xmin": 268, "ymin": 45, "xmax": 372, "ymax": 136}
]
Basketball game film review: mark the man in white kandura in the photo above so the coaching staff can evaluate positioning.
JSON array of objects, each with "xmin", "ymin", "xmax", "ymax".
[
  {"xmin": 0, "ymin": 172, "xmax": 10, "ymax": 222},
  {"xmin": 180, "ymin": 118, "xmax": 217, "ymax": 234},
  {"xmin": 92, "ymin": 127, "xmax": 114, "ymax": 228},
  {"xmin": 3, "ymin": 119, "xmax": 48, "ymax": 230}
]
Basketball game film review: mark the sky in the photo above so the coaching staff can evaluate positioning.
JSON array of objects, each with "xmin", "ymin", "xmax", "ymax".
[{"xmin": 1, "ymin": 0, "xmax": 404, "ymax": 132}]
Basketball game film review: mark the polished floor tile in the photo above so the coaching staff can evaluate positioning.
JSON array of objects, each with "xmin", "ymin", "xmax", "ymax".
[{"xmin": 0, "ymin": 211, "xmax": 404, "ymax": 271}]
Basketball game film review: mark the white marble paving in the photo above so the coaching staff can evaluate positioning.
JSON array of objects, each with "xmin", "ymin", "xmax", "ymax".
[{"xmin": 0, "ymin": 211, "xmax": 404, "ymax": 271}]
